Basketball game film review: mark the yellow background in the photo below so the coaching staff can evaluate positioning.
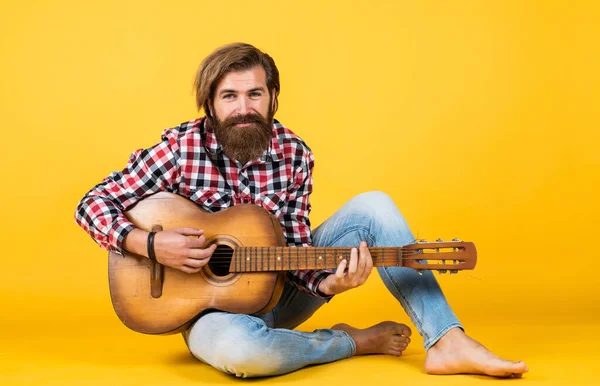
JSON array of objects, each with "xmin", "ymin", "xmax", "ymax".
[{"xmin": 1, "ymin": 1, "xmax": 598, "ymax": 385}]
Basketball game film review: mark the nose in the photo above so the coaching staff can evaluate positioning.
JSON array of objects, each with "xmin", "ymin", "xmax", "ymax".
[{"xmin": 237, "ymin": 96, "xmax": 249, "ymax": 114}]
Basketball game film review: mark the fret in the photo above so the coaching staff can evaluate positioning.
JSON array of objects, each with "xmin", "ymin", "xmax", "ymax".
[
  {"xmin": 294, "ymin": 246, "xmax": 298, "ymax": 270},
  {"xmin": 289, "ymin": 246, "xmax": 292, "ymax": 270},
  {"xmin": 397, "ymin": 247, "xmax": 401, "ymax": 267},
  {"xmin": 305, "ymin": 246, "xmax": 308, "ymax": 270},
  {"xmin": 287, "ymin": 247, "xmax": 290, "ymax": 271},
  {"xmin": 381, "ymin": 248, "xmax": 384, "ymax": 267},
  {"xmin": 333, "ymin": 248, "xmax": 339, "ymax": 267}
]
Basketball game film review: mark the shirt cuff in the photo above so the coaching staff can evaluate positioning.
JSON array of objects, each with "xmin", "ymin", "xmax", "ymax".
[
  {"xmin": 312, "ymin": 270, "xmax": 335, "ymax": 300},
  {"xmin": 108, "ymin": 218, "xmax": 136, "ymax": 255}
]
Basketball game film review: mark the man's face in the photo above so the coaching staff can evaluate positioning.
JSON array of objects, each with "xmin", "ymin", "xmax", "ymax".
[{"xmin": 209, "ymin": 65, "xmax": 274, "ymax": 165}]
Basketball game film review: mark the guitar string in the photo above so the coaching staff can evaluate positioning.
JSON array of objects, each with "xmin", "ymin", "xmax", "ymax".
[
  {"xmin": 201, "ymin": 252, "xmax": 465, "ymax": 268},
  {"xmin": 184, "ymin": 247, "xmax": 466, "ymax": 268}
]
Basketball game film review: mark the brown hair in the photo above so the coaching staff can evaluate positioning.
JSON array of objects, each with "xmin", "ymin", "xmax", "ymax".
[{"xmin": 194, "ymin": 42, "xmax": 280, "ymax": 117}]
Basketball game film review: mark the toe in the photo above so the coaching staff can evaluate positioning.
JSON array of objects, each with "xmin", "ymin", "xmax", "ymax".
[
  {"xmin": 399, "ymin": 323, "xmax": 412, "ymax": 337},
  {"xmin": 389, "ymin": 349, "xmax": 403, "ymax": 356}
]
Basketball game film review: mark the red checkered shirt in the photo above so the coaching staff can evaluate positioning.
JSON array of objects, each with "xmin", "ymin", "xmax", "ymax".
[{"xmin": 75, "ymin": 117, "xmax": 332, "ymax": 297}]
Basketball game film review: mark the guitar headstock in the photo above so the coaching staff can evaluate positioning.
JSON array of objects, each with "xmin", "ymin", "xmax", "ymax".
[{"xmin": 401, "ymin": 238, "xmax": 477, "ymax": 274}]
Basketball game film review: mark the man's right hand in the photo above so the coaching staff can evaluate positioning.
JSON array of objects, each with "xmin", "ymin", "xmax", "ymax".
[{"xmin": 123, "ymin": 227, "xmax": 217, "ymax": 274}]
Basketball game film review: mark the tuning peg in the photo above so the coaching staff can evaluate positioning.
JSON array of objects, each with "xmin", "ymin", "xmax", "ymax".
[
  {"xmin": 419, "ymin": 239, "xmax": 428, "ymax": 243},
  {"xmin": 450, "ymin": 270, "xmax": 458, "ymax": 274},
  {"xmin": 436, "ymin": 238, "xmax": 443, "ymax": 242},
  {"xmin": 437, "ymin": 270, "xmax": 447, "ymax": 274},
  {"xmin": 452, "ymin": 238, "xmax": 461, "ymax": 242},
  {"xmin": 416, "ymin": 269, "xmax": 424, "ymax": 275}
]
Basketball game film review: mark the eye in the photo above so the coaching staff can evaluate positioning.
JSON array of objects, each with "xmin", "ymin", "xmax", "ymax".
[
  {"xmin": 223, "ymin": 93, "xmax": 235, "ymax": 99},
  {"xmin": 249, "ymin": 91, "xmax": 262, "ymax": 97}
]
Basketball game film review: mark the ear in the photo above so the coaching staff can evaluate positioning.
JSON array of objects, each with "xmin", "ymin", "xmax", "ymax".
[{"xmin": 207, "ymin": 99, "xmax": 214, "ymax": 117}]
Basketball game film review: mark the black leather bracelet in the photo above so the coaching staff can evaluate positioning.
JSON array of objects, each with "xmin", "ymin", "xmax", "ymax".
[{"xmin": 147, "ymin": 231, "xmax": 157, "ymax": 262}]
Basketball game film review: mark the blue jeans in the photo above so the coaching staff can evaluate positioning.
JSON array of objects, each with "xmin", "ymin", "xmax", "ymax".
[{"xmin": 183, "ymin": 191, "xmax": 462, "ymax": 377}]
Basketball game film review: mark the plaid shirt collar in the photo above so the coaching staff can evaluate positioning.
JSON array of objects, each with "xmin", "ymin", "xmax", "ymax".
[{"xmin": 201, "ymin": 116, "xmax": 284, "ymax": 162}]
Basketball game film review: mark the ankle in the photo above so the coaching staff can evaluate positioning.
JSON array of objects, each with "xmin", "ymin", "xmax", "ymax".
[{"xmin": 432, "ymin": 327, "xmax": 465, "ymax": 349}]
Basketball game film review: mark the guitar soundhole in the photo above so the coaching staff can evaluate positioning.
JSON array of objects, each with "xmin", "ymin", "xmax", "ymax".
[{"xmin": 208, "ymin": 244, "xmax": 234, "ymax": 277}]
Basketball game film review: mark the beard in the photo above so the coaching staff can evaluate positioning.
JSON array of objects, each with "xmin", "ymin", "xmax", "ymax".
[{"xmin": 209, "ymin": 107, "xmax": 274, "ymax": 165}]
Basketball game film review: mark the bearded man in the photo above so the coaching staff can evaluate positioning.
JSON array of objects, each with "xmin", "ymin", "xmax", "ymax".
[{"xmin": 75, "ymin": 42, "xmax": 528, "ymax": 378}]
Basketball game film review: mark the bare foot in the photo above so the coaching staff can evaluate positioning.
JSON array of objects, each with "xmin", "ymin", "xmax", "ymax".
[
  {"xmin": 424, "ymin": 327, "xmax": 528, "ymax": 377},
  {"xmin": 332, "ymin": 321, "xmax": 412, "ymax": 356}
]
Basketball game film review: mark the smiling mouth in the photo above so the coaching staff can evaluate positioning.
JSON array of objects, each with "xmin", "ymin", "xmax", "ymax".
[{"xmin": 235, "ymin": 123, "xmax": 252, "ymax": 127}]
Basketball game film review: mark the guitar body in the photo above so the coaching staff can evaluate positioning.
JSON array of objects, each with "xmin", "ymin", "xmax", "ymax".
[{"xmin": 108, "ymin": 192, "xmax": 286, "ymax": 335}]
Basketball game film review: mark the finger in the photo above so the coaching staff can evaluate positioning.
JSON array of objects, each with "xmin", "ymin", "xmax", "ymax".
[
  {"xmin": 188, "ymin": 244, "xmax": 217, "ymax": 260},
  {"xmin": 180, "ymin": 264, "xmax": 202, "ymax": 274},
  {"xmin": 186, "ymin": 234, "xmax": 206, "ymax": 248},
  {"xmin": 361, "ymin": 243, "xmax": 374, "ymax": 283},
  {"xmin": 335, "ymin": 258, "xmax": 348, "ymax": 278},
  {"xmin": 348, "ymin": 247, "xmax": 358, "ymax": 274},
  {"xmin": 172, "ymin": 227, "xmax": 204, "ymax": 236},
  {"xmin": 184, "ymin": 257, "xmax": 208, "ymax": 268},
  {"xmin": 357, "ymin": 241, "xmax": 367, "ymax": 277}
]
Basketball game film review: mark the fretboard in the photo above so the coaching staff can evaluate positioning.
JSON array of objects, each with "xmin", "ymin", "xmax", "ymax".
[{"xmin": 229, "ymin": 246, "xmax": 406, "ymax": 272}]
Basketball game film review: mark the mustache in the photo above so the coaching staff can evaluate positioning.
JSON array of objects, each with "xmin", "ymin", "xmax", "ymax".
[{"xmin": 221, "ymin": 113, "xmax": 266, "ymax": 127}]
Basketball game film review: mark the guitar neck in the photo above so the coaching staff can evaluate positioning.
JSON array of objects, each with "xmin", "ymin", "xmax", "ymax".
[{"xmin": 229, "ymin": 245, "xmax": 474, "ymax": 272}]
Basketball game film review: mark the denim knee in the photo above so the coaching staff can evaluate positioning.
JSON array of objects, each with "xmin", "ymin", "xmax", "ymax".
[
  {"xmin": 347, "ymin": 191, "xmax": 412, "ymax": 237},
  {"xmin": 187, "ymin": 313, "xmax": 284, "ymax": 378}
]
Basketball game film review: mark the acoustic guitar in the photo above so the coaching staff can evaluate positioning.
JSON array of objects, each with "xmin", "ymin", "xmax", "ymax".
[{"xmin": 108, "ymin": 192, "xmax": 477, "ymax": 335}]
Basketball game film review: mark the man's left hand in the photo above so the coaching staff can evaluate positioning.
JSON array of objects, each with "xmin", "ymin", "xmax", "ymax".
[{"xmin": 317, "ymin": 241, "xmax": 374, "ymax": 296}]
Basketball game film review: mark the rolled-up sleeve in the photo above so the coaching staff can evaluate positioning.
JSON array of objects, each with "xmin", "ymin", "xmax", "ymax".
[{"xmin": 74, "ymin": 131, "xmax": 181, "ymax": 253}]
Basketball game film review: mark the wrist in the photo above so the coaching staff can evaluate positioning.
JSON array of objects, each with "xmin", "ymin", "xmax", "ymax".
[
  {"xmin": 317, "ymin": 276, "xmax": 334, "ymax": 296},
  {"xmin": 123, "ymin": 228, "xmax": 150, "ymax": 257}
]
